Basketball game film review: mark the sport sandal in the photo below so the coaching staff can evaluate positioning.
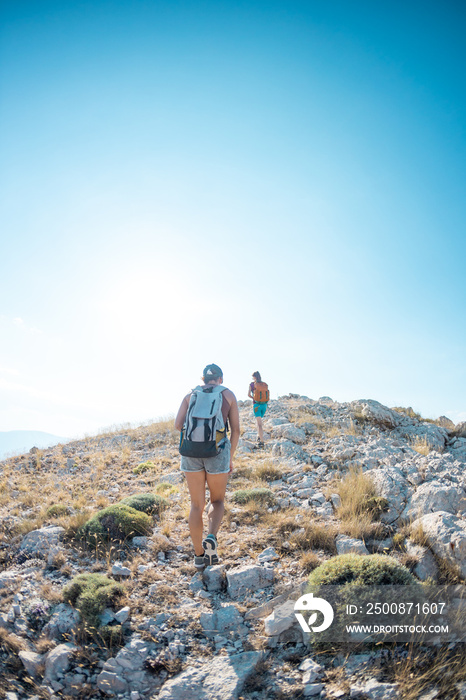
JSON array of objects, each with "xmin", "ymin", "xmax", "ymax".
[{"xmin": 202, "ymin": 534, "xmax": 218, "ymax": 566}]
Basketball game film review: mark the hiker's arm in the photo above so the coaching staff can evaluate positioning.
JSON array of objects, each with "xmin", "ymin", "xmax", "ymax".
[
  {"xmin": 227, "ymin": 395, "xmax": 240, "ymax": 470},
  {"xmin": 174, "ymin": 395, "xmax": 190, "ymax": 431}
]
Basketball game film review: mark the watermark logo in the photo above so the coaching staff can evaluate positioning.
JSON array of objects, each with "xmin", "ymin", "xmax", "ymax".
[{"xmin": 294, "ymin": 592, "xmax": 334, "ymax": 633}]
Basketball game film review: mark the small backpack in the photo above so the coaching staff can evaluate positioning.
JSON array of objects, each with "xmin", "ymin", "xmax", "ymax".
[
  {"xmin": 253, "ymin": 381, "xmax": 269, "ymax": 403},
  {"xmin": 179, "ymin": 385, "xmax": 227, "ymax": 458}
]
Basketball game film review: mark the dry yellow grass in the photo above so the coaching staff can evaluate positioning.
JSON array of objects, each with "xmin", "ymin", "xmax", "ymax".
[
  {"xmin": 334, "ymin": 466, "xmax": 387, "ymax": 539},
  {"xmin": 410, "ymin": 436, "xmax": 434, "ymax": 456},
  {"xmin": 299, "ymin": 551, "xmax": 322, "ymax": 573},
  {"xmin": 393, "ymin": 646, "xmax": 466, "ymax": 700}
]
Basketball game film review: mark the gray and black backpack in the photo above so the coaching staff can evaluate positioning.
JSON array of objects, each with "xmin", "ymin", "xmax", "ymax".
[{"xmin": 179, "ymin": 385, "xmax": 228, "ymax": 458}]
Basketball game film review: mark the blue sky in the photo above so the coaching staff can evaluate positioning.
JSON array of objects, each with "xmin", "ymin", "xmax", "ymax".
[{"xmin": 1, "ymin": 0, "xmax": 465, "ymax": 437}]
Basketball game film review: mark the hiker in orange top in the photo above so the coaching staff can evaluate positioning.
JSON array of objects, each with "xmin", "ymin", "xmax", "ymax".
[
  {"xmin": 248, "ymin": 371, "xmax": 269, "ymax": 449},
  {"xmin": 175, "ymin": 364, "xmax": 240, "ymax": 572}
]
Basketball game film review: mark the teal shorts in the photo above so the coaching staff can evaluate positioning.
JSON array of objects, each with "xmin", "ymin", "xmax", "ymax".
[{"xmin": 253, "ymin": 402, "xmax": 268, "ymax": 418}]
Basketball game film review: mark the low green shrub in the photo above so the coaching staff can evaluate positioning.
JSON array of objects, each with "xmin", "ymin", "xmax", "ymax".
[
  {"xmin": 63, "ymin": 573, "xmax": 125, "ymax": 630},
  {"xmin": 231, "ymin": 488, "xmax": 275, "ymax": 506},
  {"xmin": 120, "ymin": 493, "xmax": 168, "ymax": 515},
  {"xmin": 46, "ymin": 504, "xmax": 69, "ymax": 518},
  {"xmin": 305, "ymin": 554, "xmax": 419, "ymax": 648},
  {"xmin": 133, "ymin": 461, "xmax": 156, "ymax": 475},
  {"xmin": 155, "ymin": 482, "xmax": 178, "ymax": 497},
  {"xmin": 77, "ymin": 503, "xmax": 152, "ymax": 543},
  {"xmin": 308, "ymin": 553, "xmax": 417, "ymax": 587}
]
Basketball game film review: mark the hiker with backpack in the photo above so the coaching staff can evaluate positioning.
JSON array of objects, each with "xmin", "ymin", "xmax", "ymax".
[
  {"xmin": 248, "ymin": 371, "xmax": 269, "ymax": 448},
  {"xmin": 175, "ymin": 364, "xmax": 240, "ymax": 571}
]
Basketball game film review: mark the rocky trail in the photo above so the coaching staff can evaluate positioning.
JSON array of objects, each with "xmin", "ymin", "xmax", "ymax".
[{"xmin": 0, "ymin": 395, "xmax": 465, "ymax": 700}]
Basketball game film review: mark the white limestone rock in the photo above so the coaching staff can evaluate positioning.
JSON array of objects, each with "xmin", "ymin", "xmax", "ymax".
[
  {"xmin": 19, "ymin": 651, "xmax": 44, "ymax": 679},
  {"xmin": 335, "ymin": 534, "xmax": 369, "ymax": 556},
  {"xmin": 449, "ymin": 438, "xmax": 466, "ymax": 462},
  {"xmin": 264, "ymin": 599, "xmax": 296, "ymax": 636},
  {"xmin": 411, "ymin": 511, "xmax": 466, "ymax": 578},
  {"xmin": 20, "ymin": 526, "xmax": 65, "ymax": 559},
  {"xmin": 112, "ymin": 562, "xmax": 131, "ymax": 577},
  {"xmin": 44, "ymin": 643, "xmax": 77, "ymax": 682},
  {"xmin": 352, "ymin": 400, "xmax": 404, "ymax": 429},
  {"xmin": 271, "ymin": 424, "xmax": 307, "ymax": 445},
  {"xmin": 43, "ymin": 603, "xmax": 81, "ymax": 640},
  {"xmin": 97, "ymin": 670, "xmax": 129, "ymax": 696},
  {"xmin": 405, "ymin": 541, "xmax": 438, "ymax": 582},
  {"xmin": 402, "ymin": 480, "xmax": 466, "ymax": 520},
  {"xmin": 257, "ymin": 547, "xmax": 280, "ymax": 563},
  {"xmin": 272, "ymin": 440, "xmax": 309, "ymax": 462},
  {"xmin": 157, "ymin": 651, "xmax": 262, "ymax": 700},
  {"xmin": 365, "ymin": 466, "xmax": 410, "ymax": 524},
  {"xmin": 358, "ymin": 678, "xmax": 400, "ymax": 699},
  {"xmin": 200, "ymin": 605, "xmax": 249, "ymax": 637},
  {"xmin": 203, "ymin": 565, "xmax": 226, "ymax": 592},
  {"xmin": 227, "ymin": 565, "xmax": 274, "ymax": 599},
  {"xmin": 114, "ymin": 606, "xmax": 130, "ymax": 623}
]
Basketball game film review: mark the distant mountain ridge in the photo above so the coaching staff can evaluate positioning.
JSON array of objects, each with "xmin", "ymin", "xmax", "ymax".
[{"xmin": 0, "ymin": 430, "xmax": 67, "ymax": 459}]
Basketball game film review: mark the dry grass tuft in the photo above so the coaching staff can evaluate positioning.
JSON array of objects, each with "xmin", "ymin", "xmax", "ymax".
[
  {"xmin": 392, "ymin": 406, "xmax": 422, "ymax": 420},
  {"xmin": 299, "ymin": 551, "xmax": 322, "ymax": 573},
  {"xmin": 391, "ymin": 645, "xmax": 466, "ymax": 700},
  {"xmin": 289, "ymin": 523, "xmax": 337, "ymax": 553},
  {"xmin": 410, "ymin": 436, "xmax": 434, "ymax": 456},
  {"xmin": 0, "ymin": 627, "xmax": 28, "ymax": 653},
  {"xmin": 254, "ymin": 461, "xmax": 283, "ymax": 483},
  {"xmin": 342, "ymin": 419, "xmax": 356, "ymax": 436},
  {"xmin": 409, "ymin": 522, "xmax": 429, "ymax": 548},
  {"xmin": 334, "ymin": 466, "xmax": 388, "ymax": 539}
]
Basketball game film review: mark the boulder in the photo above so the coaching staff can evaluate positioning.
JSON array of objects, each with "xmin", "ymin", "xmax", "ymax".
[
  {"xmin": 411, "ymin": 511, "xmax": 466, "ymax": 578},
  {"xmin": 402, "ymin": 480, "xmax": 466, "ymax": 520},
  {"xmin": 203, "ymin": 565, "xmax": 226, "ymax": 592},
  {"xmin": 19, "ymin": 650, "xmax": 44, "ymax": 679},
  {"xmin": 365, "ymin": 466, "xmax": 410, "ymax": 524},
  {"xmin": 437, "ymin": 416, "xmax": 455, "ymax": 429},
  {"xmin": 44, "ymin": 643, "xmax": 77, "ymax": 681},
  {"xmin": 200, "ymin": 605, "xmax": 248, "ymax": 637},
  {"xmin": 43, "ymin": 603, "xmax": 80, "ymax": 640},
  {"xmin": 352, "ymin": 400, "xmax": 403, "ymax": 429},
  {"xmin": 20, "ymin": 526, "xmax": 65, "ymax": 559},
  {"xmin": 405, "ymin": 541, "xmax": 438, "ymax": 582},
  {"xmin": 335, "ymin": 534, "xmax": 369, "ymax": 556},
  {"xmin": 272, "ymin": 440, "xmax": 309, "ymax": 462},
  {"xmin": 449, "ymin": 438, "xmax": 466, "ymax": 461},
  {"xmin": 264, "ymin": 599, "xmax": 296, "ymax": 636},
  {"xmin": 157, "ymin": 651, "xmax": 262, "ymax": 700},
  {"xmin": 97, "ymin": 670, "xmax": 129, "ymax": 696},
  {"xmin": 358, "ymin": 679, "xmax": 400, "ymax": 699},
  {"xmin": 400, "ymin": 423, "xmax": 448, "ymax": 451},
  {"xmin": 271, "ymin": 424, "xmax": 307, "ymax": 445},
  {"xmin": 227, "ymin": 565, "xmax": 274, "ymax": 600}
]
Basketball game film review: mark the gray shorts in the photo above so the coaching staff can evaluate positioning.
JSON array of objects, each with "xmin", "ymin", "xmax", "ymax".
[{"xmin": 180, "ymin": 440, "xmax": 231, "ymax": 474}]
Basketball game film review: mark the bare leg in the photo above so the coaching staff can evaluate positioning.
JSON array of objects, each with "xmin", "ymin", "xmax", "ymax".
[
  {"xmin": 205, "ymin": 472, "xmax": 229, "ymax": 536},
  {"xmin": 184, "ymin": 471, "xmax": 207, "ymax": 556},
  {"xmin": 256, "ymin": 416, "xmax": 264, "ymax": 442}
]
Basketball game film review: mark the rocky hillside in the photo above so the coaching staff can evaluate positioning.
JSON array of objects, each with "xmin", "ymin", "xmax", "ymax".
[{"xmin": 1, "ymin": 395, "xmax": 466, "ymax": 700}]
